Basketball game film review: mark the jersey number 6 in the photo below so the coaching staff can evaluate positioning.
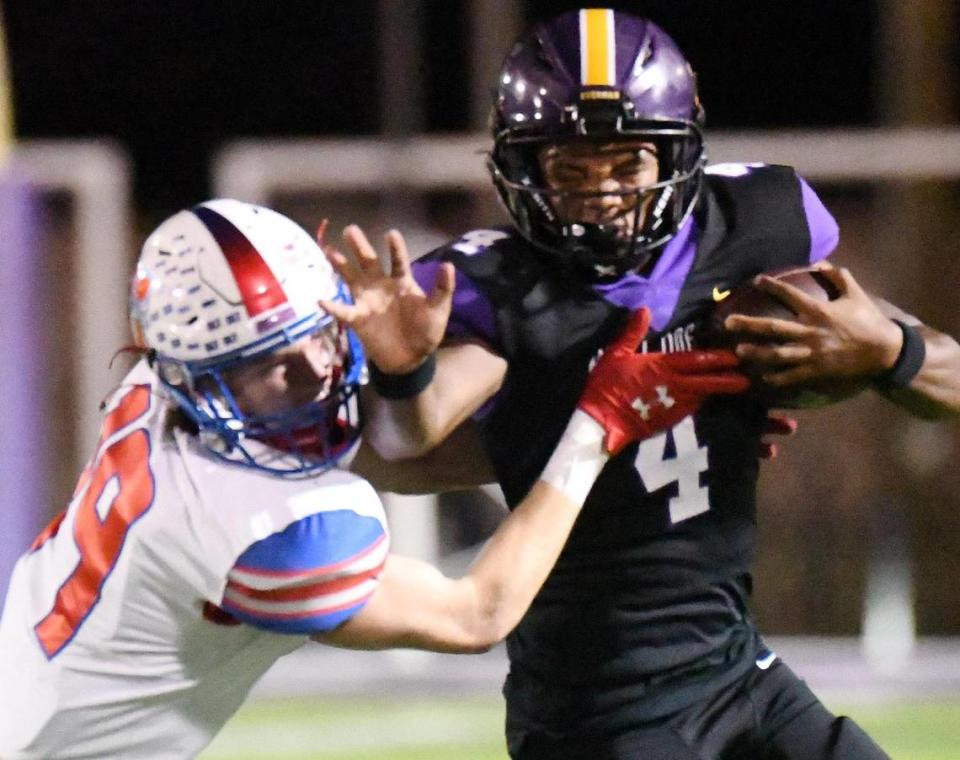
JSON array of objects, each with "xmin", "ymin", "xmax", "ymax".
[{"xmin": 32, "ymin": 385, "xmax": 156, "ymax": 658}]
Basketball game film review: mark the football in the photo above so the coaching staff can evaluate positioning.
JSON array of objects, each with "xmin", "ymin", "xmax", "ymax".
[{"xmin": 706, "ymin": 266, "xmax": 867, "ymax": 408}]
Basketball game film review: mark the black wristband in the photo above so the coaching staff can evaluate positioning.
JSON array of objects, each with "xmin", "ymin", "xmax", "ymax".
[
  {"xmin": 877, "ymin": 320, "xmax": 925, "ymax": 389},
  {"xmin": 368, "ymin": 354, "xmax": 437, "ymax": 399}
]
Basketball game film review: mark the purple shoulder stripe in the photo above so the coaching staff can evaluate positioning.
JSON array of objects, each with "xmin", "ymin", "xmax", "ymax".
[
  {"xmin": 592, "ymin": 216, "xmax": 697, "ymax": 332},
  {"xmin": 799, "ymin": 176, "xmax": 839, "ymax": 263},
  {"xmin": 412, "ymin": 259, "xmax": 498, "ymax": 347}
]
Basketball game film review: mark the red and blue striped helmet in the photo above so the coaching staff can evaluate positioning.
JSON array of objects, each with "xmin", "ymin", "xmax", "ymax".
[
  {"xmin": 488, "ymin": 8, "xmax": 706, "ymax": 280},
  {"xmin": 130, "ymin": 199, "xmax": 364, "ymax": 475}
]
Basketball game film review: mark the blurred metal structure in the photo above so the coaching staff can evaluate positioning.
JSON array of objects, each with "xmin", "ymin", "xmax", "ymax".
[
  {"xmin": 10, "ymin": 141, "xmax": 133, "ymax": 471},
  {"xmin": 0, "ymin": 141, "xmax": 131, "ymax": 610},
  {"xmin": 0, "ymin": 3, "xmax": 13, "ymax": 165},
  {"xmin": 214, "ymin": 128, "xmax": 960, "ymax": 202},
  {"xmin": 467, "ymin": 0, "xmax": 522, "ymax": 131},
  {"xmin": 379, "ymin": 0, "xmax": 426, "ymax": 137},
  {"xmin": 0, "ymin": 169, "xmax": 43, "ymax": 608}
]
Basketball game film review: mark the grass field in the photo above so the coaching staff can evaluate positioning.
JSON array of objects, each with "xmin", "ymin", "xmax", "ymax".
[
  {"xmin": 201, "ymin": 695, "xmax": 505, "ymax": 760},
  {"xmin": 201, "ymin": 693, "xmax": 960, "ymax": 759}
]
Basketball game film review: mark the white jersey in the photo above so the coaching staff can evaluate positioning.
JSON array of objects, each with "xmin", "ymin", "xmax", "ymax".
[{"xmin": 0, "ymin": 361, "xmax": 389, "ymax": 759}]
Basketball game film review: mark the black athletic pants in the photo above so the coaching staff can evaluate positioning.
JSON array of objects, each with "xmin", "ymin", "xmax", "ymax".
[{"xmin": 509, "ymin": 659, "xmax": 890, "ymax": 759}]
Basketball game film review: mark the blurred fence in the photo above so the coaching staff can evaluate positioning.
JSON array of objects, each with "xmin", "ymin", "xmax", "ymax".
[
  {"xmin": 3, "ymin": 131, "xmax": 959, "ymax": 663},
  {"xmin": 210, "ymin": 129, "xmax": 960, "ymax": 652},
  {"xmin": 0, "ymin": 142, "xmax": 131, "ymax": 607}
]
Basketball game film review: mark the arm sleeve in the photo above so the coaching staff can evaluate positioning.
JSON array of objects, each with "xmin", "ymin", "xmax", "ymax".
[
  {"xmin": 799, "ymin": 175, "xmax": 840, "ymax": 263},
  {"xmin": 220, "ymin": 510, "xmax": 389, "ymax": 635}
]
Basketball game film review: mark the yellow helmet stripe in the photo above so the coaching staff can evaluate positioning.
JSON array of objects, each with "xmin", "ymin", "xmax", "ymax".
[{"xmin": 579, "ymin": 8, "xmax": 615, "ymax": 86}]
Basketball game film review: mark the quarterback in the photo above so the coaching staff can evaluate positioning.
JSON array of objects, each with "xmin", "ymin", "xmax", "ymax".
[
  {"xmin": 326, "ymin": 9, "xmax": 960, "ymax": 760},
  {"xmin": 0, "ymin": 199, "xmax": 748, "ymax": 757}
]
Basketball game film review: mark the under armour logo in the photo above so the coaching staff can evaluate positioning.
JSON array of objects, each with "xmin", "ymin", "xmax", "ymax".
[
  {"xmin": 656, "ymin": 385, "xmax": 675, "ymax": 408},
  {"xmin": 631, "ymin": 396, "xmax": 652, "ymax": 420},
  {"xmin": 630, "ymin": 385, "xmax": 676, "ymax": 420}
]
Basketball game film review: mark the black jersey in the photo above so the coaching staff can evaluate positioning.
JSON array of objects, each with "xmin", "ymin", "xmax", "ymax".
[{"xmin": 412, "ymin": 164, "xmax": 839, "ymax": 737}]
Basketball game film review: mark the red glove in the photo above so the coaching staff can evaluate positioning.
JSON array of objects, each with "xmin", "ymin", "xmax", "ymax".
[{"xmin": 579, "ymin": 308, "xmax": 750, "ymax": 455}]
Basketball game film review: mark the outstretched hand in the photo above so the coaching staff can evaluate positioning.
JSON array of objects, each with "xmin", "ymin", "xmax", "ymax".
[
  {"xmin": 725, "ymin": 263, "xmax": 903, "ymax": 389},
  {"xmin": 319, "ymin": 224, "xmax": 456, "ymax": 373},
  {"xmin": 579, "ymin": 308, "xmax": 750, "ymax": 455}
]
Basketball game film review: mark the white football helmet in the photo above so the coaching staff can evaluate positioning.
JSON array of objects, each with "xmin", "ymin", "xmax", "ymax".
[{"xmin": 129, "ymin": 199, "xmax": 364, "ymax": 475}]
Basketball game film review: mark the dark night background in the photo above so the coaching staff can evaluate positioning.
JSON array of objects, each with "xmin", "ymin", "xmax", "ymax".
[{"xmin": 2, "ymin": 1, "xmax": 896, "ymax": 220}]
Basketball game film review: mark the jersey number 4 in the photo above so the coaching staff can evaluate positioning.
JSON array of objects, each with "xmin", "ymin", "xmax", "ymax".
[
  {"xmin": 634, "ymin": 417, "xmax": 710, "ymax": 524},
  {"xmin": 31, "ymin": 385, "xmax": 156, "ymax": 658}
]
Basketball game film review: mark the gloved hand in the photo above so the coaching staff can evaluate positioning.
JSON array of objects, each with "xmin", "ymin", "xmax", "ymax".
[{"xmin": 579, "ymin": 308, "xmax": 750, "ymax": 455}]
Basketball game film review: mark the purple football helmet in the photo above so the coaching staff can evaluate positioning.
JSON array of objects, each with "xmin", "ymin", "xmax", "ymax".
[{"xmin": 488, "ymin": 8, "xmax": 706, "ymax": 280}]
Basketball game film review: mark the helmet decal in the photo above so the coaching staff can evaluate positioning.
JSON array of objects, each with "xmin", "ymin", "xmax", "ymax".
[
  {"xmin": 192, "ymin": 205, "xmax": 288, "ymax": 318},
  {"xmin": 580, "ymin": 8, "xmax": 616, "ymax": 87}
]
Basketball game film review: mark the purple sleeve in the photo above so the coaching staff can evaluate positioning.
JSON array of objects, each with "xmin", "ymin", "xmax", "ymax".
[
  {"xmin": 799, "ymin": 176, "xmax": 839, "ymax": 263},
  {"xmin": 412, "ymin": 260, "xmax": 499, "ymax": 348},
  {"xmin": 412, "ymin": 258, "xmax": 505, "ymax": 420}
]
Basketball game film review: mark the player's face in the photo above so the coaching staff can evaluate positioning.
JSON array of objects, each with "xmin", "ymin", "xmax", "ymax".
[
  {"xmin": 538, "ymin": 138, "xmax": 660, "ymax": 236},
  {"xmin": 223, "ymin": 325, "xmax": 344, "ymax": 417}
]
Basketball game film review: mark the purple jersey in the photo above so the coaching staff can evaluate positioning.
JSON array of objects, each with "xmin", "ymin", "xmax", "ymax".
[{"xmin": 411, "ymin": 164, "xmax": 840, "ymax": 733}]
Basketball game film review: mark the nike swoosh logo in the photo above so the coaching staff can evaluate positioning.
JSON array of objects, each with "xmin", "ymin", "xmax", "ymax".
[{"xmin": 712, "ymin": 286, "xmax": 731, "ymax": 302}]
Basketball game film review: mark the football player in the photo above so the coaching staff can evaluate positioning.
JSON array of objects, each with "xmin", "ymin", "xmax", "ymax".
[
  {"xmin": 0, "ymin": 198, "xmax": 749, "ymax": 758},
  {"xmin": 323, "ymin": 8, "xmax": 960, "ymax": 760}
]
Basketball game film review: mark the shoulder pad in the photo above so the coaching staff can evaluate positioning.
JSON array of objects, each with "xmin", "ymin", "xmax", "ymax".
[
  {"xmin": 418, "ymin": 226, "xmax": 521, "ymax": 263},
  {"xmin": 705, "ymin": 162, "xmax": 797, "ymax": 181}
]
